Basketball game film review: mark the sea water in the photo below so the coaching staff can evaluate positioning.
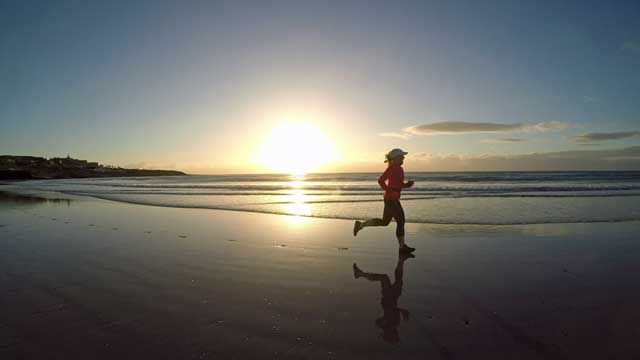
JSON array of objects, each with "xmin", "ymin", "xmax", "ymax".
[{"xmin": 5, "ymin": 171, "xmax": 640, "ymax": 225}]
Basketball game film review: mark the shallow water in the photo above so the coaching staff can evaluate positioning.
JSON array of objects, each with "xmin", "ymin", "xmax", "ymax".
[{"xmin": 5, "ymin": 171, "xmax": 640, "ymax": 224}]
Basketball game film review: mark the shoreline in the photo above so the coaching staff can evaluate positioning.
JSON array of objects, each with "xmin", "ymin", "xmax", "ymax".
[
  {"xmin": 45, "ymin": 192, "xmax": 640, "ymax": 226},
  {"xmin": 2, "ymin": 186, "xmax": 640, "ymax": 227}
]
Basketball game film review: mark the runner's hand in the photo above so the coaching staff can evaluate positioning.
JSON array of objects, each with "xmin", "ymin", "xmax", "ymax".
[{"xmin": 406, "ymin": 180, "xmax": 414, "ymax": 188}]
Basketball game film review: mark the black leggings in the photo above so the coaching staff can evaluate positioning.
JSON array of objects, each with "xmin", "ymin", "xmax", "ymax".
[{"xmin": 367, "ymin": 200, "xmax": 405, "ymax": 237}]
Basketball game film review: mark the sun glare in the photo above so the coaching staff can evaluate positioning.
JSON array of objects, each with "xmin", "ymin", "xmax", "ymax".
[{"xmin": 257, "ymin": 123, "xmax": 339, "ymax": 174}]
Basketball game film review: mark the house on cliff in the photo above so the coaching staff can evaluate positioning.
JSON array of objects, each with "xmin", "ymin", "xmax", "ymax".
[{"xmin": 50, "ymin": 155, "xmax": 99, "ymax": 169}]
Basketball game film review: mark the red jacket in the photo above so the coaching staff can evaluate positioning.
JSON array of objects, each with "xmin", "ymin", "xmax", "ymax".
[{"xmin": 378, "ymin": 164, "xmax": 404, "ymax": 200}]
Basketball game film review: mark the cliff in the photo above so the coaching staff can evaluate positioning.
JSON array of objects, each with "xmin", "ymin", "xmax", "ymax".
[{"xmin": 0, "ymin": 155, "xmax": 186, "ymax": 180}]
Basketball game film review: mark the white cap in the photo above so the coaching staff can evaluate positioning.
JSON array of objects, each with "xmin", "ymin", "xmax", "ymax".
[{"xmin": 384, "ymin": 148, "xmax": 408, "ymax": 162}]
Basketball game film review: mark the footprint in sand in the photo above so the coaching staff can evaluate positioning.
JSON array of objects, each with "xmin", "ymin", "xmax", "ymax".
[
  {"xmin": 112, "ymin": 227, "xmax": 118, "ymax": 231},
  {"xmin": 178, "ymin": 235, "xmax": 188, "ymax": 238},
  {"xmin": 51, "ymin": 218, "xmax": 57, "ymax": 221},
  {"xmin": 89, "ymin": 224, "xmax": 95, "ymax": 227},
  {"xmin": 64, "ymin": 221, "xmax": 70, "ymax": 224},
  {"xmin": 226, "ymin": 239, "xmax": 237, "ymax": 242},
  {"xmin": 144, "ymin": 231, "xmax": 152, "ymax": 234},
  {"xmin": 337, "ymin": 247, "xmax": 349, "ymax": 251},
  {"xmin": 274, "ymin": 244, "xmax": 287, "ymax": 248}
]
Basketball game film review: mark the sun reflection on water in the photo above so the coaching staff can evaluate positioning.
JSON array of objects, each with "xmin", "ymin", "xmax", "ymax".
[{"xmin": 283, "ymin": 175, "xmax": 312, "ymax": 223}]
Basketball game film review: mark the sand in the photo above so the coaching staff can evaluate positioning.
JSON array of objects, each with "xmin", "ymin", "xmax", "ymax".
[{"xmin": 1, "ymin": 191, "xmax": 640, "ymax": 359}]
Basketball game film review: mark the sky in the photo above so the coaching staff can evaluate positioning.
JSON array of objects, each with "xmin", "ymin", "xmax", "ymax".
[{"xmin": 1, "ymin": 0, "xmax": 639, "ymax": 173}]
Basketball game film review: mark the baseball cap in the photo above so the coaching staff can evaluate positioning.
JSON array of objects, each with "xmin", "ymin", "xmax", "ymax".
[{"xmin": 384, "ymin": 148, "xmax": 408, "ymax": 162}]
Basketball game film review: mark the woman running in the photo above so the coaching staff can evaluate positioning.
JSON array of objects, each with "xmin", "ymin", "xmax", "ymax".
[{"xmin": 353, "ymin": 148, "xmax": 415, "ymax": 254}]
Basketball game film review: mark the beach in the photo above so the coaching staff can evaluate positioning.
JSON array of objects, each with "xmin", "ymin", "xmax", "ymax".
[
  {"xmin": 4, "ymin": 0, "xmax": 639, "ymax": 357},
  {"xmin": 2, "ymin": 190, "xmax": 640, "ymax": 359}
]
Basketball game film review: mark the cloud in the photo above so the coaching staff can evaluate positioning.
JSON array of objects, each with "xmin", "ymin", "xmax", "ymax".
[
  {"xmin": 568, "ymin": 131, "xmax": 640, "ymax": 143},
  {"xmin": 576, "ymin": 143, "xmax": 602, "ymax": 147},
  {"xmin": 378, "ymin": 132, "xmax": 412, "ymax": 140},
  {"xmin": 621, "ymin": 41, "xmax": 640, "ymax": 53},
  {"xmin": 406, "ymin": 146, "xmax": 640, "ymax": 171},
  {"xmin": 483, "ymin": 138, "xmax": 528, "ymax": 143},
  {"xmin": 326, "ymin": 146, "xmax": 640, "ymax": 172},
  {"xmin": 526, "ymin": 121, "xmax": 572, "ymax": 132},
  {"xmin": 402, "ymin": 121, "xmax": 571, "ymax": 136},
  {"xmin": 411, "ymin": 152, "xmax": 432, "ymax": 159}
]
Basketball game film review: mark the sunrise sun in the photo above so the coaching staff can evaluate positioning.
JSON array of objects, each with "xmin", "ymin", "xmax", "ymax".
[{"xmin": 257, "ymin": 123, "xmax": 339, "ymax": 175}]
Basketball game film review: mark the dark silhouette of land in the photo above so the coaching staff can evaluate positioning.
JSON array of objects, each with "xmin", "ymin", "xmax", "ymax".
[{"xmin": 0, "ymin": 155, "xmax": 185, "ymax": 180}]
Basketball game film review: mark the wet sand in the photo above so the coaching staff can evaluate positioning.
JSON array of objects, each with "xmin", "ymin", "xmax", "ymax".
[{"xmin": 1, "ymin": 191, "xmax": 640, "ymax": 359}]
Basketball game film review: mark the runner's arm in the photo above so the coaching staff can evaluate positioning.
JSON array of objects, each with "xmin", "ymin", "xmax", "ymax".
[
  {"xmin": 378, "ymin": 169, "xmax": 390, "ymax": 191},
  {"xmin": 403, "ymin": 179, "xmax": 415, "ymax": 188}
]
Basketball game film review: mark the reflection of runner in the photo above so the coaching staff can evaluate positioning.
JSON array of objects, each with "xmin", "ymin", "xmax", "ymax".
[
  {"xmin": 353, "ymin": 148, "xmax": 415, "ymax": 254},
  {"xmin": 353, "ymin": 253, "xmax": 414, "ymax": 344}
]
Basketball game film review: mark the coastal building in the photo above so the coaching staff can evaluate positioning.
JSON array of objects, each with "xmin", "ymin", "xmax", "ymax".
[{"xmin": 50, "ymin": 155, "xmax": 99, "ymax": 168}]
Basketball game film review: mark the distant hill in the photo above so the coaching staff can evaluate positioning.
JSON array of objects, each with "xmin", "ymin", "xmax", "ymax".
[{"xmin": 0, "ymin": 155, "xmax": 185, "ymax": 180}]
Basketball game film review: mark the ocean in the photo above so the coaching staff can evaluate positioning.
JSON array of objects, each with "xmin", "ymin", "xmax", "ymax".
[{"xmin": 5, "ymin": 171, "xmax": 640, "ymax": 225}]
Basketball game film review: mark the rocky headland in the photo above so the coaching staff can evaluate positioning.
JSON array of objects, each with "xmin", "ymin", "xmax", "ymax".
[{"xmin": 0, "ymin": 155, "xmax": 185, "ymax": 180}]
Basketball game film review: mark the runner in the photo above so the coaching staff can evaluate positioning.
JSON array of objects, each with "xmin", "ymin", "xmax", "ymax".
[{"xmin": 353, "ymin": 148, "xmax": 415, "ymax": 254}]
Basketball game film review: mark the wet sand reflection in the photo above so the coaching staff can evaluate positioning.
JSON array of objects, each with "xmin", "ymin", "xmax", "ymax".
[{"xmin": 353, "ymin": 252, "xmax": 414, "ymax": 344}]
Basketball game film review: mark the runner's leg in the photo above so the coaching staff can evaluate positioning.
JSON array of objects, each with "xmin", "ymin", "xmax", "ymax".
[
  {"xmin": 353, "ymin": 264, "xmax": 391, "ymax": 290},
  {"xmin": 390, "ymin": 200, "xmax": 406, "ymax": 247},
  {"xmin": 361, "ymin": 200, "xmax": 393, "ymax": 228}
]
